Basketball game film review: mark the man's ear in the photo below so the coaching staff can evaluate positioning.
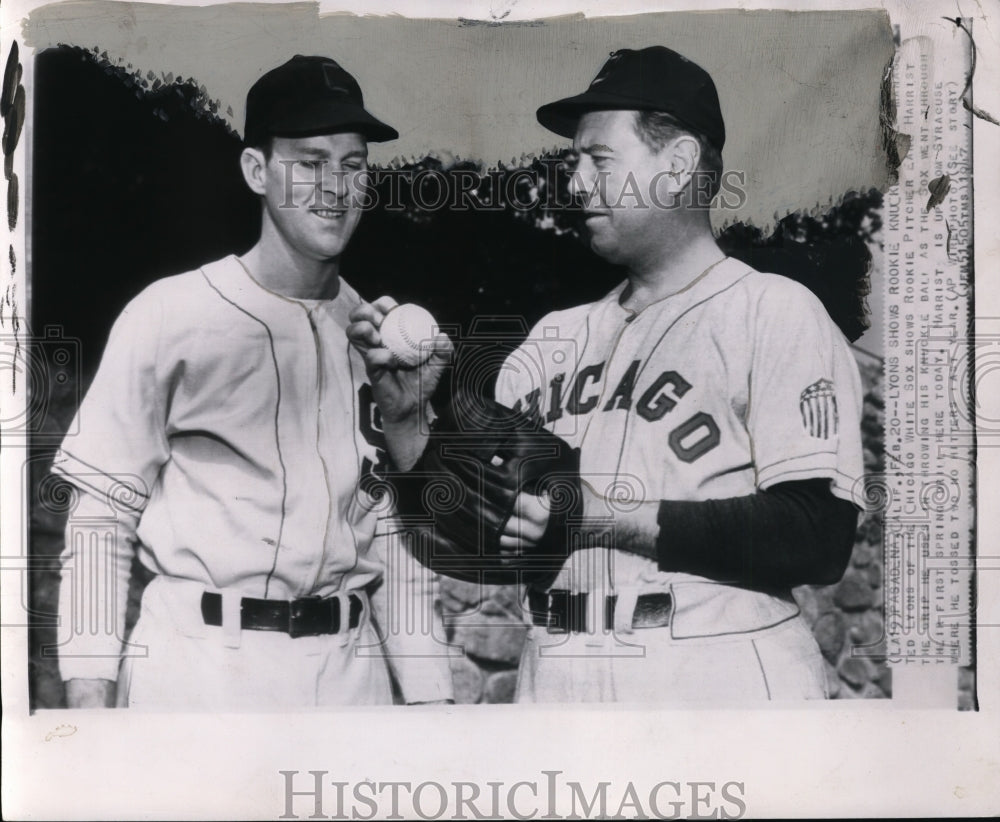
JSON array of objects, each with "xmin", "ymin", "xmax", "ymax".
[
  {"xmin": 240, "ymin": 146, "xmax": 268, "ymax": 195},
  {"xmin": 663, "ymin": 135, "xmax": 701, "ymax": 193}
]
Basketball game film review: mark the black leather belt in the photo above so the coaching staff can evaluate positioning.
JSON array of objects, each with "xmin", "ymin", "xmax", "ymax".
[
  {"xmin": 528, "ymin": 589, "xmax": 672, "ymax": 633},
  {"xmin": 201, "ymin": 592, "xmax": 364, "ymax": 638}
]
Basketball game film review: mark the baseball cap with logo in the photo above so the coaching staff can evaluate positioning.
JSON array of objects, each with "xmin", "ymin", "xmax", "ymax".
[
  {"xmin": 536, "ymin": 46, "xmax": 725, "ymax": 151},
  {"xmin": 244, "ymin": 55, "xmax": 398, "ymax": 146}
]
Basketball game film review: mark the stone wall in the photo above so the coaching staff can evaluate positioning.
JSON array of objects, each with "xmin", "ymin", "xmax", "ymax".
[{"xmin": 441, "ymin": 581, "xmax": 527, "ymax": 704}]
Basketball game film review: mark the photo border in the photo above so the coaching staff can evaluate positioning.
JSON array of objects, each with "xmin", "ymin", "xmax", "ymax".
[{"xmin": 2, "ymin": 0, "xmax": 997, "ymax": 818}]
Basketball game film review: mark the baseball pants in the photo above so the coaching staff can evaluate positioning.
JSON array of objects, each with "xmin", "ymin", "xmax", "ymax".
[
  {"xmin": 515, "ymin": 614, "xmax": 829, "ymax": 703},
  {"xmin": 117, "ymin": 576, "xmax": 394, "ymax": 710}
]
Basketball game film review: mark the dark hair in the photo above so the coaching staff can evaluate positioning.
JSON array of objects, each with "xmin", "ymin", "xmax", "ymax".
[{"xmin": 633, "ymin": 110, "xmax": 723, "ymax": 202}]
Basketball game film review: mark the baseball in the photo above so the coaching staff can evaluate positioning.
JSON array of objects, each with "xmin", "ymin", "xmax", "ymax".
[{"xmin": 378, "ymin": 303, "xmax": 440, "ymax": 367}]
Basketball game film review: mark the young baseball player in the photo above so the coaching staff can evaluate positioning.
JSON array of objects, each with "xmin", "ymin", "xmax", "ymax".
[
  {"xmin": 54, "ymin": 55, "xmax": 453, "ymax": 709},
  {"xmin": 351, "ymin": 46, "xmax": 863, "ymax": 702}
]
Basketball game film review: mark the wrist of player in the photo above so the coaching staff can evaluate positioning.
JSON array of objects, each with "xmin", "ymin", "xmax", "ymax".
[
  {"xmin": 564, "ymin": 507, "xmax": 661, "ymax": 594},
  {"xmin": 578, "ymin": 482, "xmax": 660, "ymax": 559},
  {"xmin": 617, "ymin": 502, "xmax": 661, "ymax": 559},
  {"xmin": 595, "ymin": 502, "xmax": 660, "ymax": 560},
  {"xmin": 382, "ymin": 411, "xmax": 431, "ymax": 472},
  {"xmin": 374, "ymin": 388, "xmax": 423, "ymax": 425}
]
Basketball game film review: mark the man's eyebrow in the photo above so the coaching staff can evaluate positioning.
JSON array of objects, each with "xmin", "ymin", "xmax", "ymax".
[{"xmin": 581, "ymin": 143, "xmax": 614, "ymax": 154}]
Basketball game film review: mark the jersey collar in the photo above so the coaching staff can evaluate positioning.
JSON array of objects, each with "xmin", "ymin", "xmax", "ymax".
[
  {"xmin": 202, "ymin": 255, "xmax": 363, "ymax": 328},
  {"xmin": 603, "ymin": 257, "xmax": 753, "ymax": 320}
]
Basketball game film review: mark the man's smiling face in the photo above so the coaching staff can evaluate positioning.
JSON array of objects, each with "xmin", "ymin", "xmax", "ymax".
[{"xmin": 260, "ymin": 133, "xmax": 369, "ymax": 263}]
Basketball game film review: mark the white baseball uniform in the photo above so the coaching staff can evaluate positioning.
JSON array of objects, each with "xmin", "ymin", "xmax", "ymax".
[
  {"xmin": 53, "ymin": 254, "xmax": 452, "ymax": 708},
  {"xmin": 495, "ymin": 257, "xmax": 864, "ymax": 702}
]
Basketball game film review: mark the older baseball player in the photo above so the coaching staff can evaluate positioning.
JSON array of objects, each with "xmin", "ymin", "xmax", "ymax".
[
  {"xmin": 54, "ymin": 55, "xmax": 453, "ymax": 709},
  {"xmin": 351, "ymin": 46, "xmax": 863, "ymax": 703}
]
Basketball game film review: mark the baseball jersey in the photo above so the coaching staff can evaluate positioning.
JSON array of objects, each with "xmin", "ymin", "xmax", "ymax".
[
  {"xmin": 495, "ymin": 257, "xmax": 864, "ymax": 637},
  {"xmin": 54, "ymin": 255, "xmax": 449, "ymax": 699}
]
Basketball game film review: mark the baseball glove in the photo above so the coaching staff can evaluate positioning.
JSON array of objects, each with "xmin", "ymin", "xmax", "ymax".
[{"xmin": 387, "ymin": 390, "xmax": 581, "ymax": 585}]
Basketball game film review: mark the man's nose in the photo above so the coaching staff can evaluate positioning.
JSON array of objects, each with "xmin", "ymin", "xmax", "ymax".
[
  {"xmin": 318, "ymin": 167, "xmax": 351, "ymax": 206},
  {"xmin": 321, "ymin": 167, "xmax": 349, "ymax": 194},
  {"xmin": 567, "ymin": 169, "xmax": 600, "ymax": 208}
]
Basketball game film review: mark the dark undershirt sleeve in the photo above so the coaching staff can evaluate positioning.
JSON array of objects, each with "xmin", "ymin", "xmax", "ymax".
[{"xmin": 649, "ymin": 478, "xmax": 859, "ymax": 588}]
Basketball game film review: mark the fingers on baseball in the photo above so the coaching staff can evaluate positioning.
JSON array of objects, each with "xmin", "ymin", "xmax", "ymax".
[
  {"xmin": 348, "ymin": 300, "xmax": 379, "ymax": 326},
  {"xmin": 362, "ymin": 346, "xmax": 399, "ymax": 371},
  {"xmin": 371, "ymin": 295, "xmax": 399, "ymax": 320},
  {"xmin": 428, "ymin": 333, "xmax": 454, "ymax": 364},
  {"xmin": 346, "ymin": 320, "xmax": 381, "ymax": 349},
  {"xmin": 348, "ymin": 297, "xmax": 398, "ymax": 329}
]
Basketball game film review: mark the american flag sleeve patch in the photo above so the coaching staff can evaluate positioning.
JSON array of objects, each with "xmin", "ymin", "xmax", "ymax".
[{"xmin": 799, "ymin": 378, "xmax": 838, "ymax": 439}]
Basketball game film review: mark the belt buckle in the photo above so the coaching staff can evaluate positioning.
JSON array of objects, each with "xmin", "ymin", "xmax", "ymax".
[
  {"xmin": 546, "ymin": 590, "xmax": 568, "ymax": 634},
  {"xmin": 544, "ymin": 591, "xmax": 589, "ymax": 634},
  {"xmin": 288, "ymin": 596, "xmax": 331, "ymax": 638}
]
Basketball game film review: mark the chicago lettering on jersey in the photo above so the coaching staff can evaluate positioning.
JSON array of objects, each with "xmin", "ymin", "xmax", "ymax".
[{"xmin": 511, "ymin": 359, "xmax": 721, "ymax": 463}]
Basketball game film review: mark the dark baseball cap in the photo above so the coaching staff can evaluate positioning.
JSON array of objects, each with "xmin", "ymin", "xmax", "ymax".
[
  {"xmin": 244, "ymin": 55, "xmax": 398, "ymax": 146},
  {"xmin": 536, "ymin": 46, "xmax": 725, "ymax": 151}
]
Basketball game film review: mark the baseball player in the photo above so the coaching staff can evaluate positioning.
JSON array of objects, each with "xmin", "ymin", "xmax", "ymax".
[
  {"xmin": 53, "ymin": 55, "xmax": 453, "ymax": 709},
  {"xmin": 351, "ymin": 46, "xmax": 863, "ymax": 702}
]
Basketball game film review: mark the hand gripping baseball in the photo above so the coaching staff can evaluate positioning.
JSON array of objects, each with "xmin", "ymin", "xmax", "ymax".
[
  {"xmin": 347, "ymin": 297, "xmax": 452, "ymax": 425},
  {"xmin": 386, "ymin": 389, "xmax": 583, "ymax": 586},
  {"xmin": 379, "ymin": 303, "xmax": 439, "ymax": 367}
]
